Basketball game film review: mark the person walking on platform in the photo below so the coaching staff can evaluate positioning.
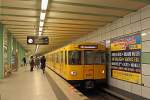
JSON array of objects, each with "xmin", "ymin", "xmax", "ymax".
[
  {"xmin": 29, "ymin": 56, "xmax": 34, "ymax": 72},
  {"xmin": 22, "ymin": 57, "xmax": 27, "ymax": 66},
  {"xmin": 41, "ymin": 56, "xmax": 46, "ymax": 73},
  {"xmin": 35, "ymin": 56, "xmax": 40, "ymax": 69}
]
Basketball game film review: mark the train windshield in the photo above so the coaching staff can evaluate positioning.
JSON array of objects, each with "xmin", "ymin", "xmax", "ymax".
[
  {"xmin": 84, "ymin": 50, "xmax": 105, "ymax": 65},
  {"xmin": 68, "ymin": 51, "xmax": 81, "ymax": 65}
]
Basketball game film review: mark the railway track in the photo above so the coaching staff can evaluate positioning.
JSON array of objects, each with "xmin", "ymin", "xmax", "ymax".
[
  {"xmin": 84, "ymin": 89, "xmax": 120, "ymax": 100},
  {"xmin": 76, "ymin": 87, "xmax": 122, "ymax": 100}
]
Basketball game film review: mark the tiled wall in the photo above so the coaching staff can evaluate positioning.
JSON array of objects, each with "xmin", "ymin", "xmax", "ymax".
[
  {"xmin": 0, "ymin": 23, "xmax": 26, "ymax": 78},
  {"xmin": 73, "ymin": 4, "xmax": 150, "ymax": 99}
]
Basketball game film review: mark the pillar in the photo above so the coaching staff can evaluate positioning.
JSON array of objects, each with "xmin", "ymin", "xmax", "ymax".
[{"xmin": 0, "ymin": 23, "xmax": 4, "ymax": 79}]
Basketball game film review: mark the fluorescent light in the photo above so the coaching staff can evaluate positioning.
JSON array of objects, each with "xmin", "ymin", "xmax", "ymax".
[
  {"xmin": 39, "ymin": 27, "xmax": 43, "ymax": 32},
  {"xmin": 142, "ymin": 32, "xmax": 147, "ymax": 36},
  {"xmin": 39, "ymin": 32, "xmax": 42, "ymax": 36},
  {"xmin": 40, "ymin": 12, "xmax": 46, "ymax": 20},
  {"xmin": 40, "ymin": 21, "xmax": 44, "ymax": 27},
  {"xmin": 41, "ymin": 0, "xmax": 48, "ymax": 10},
  {"xmin": 35, "ymin": 45, "xmax": 39, "ymax": 54}
]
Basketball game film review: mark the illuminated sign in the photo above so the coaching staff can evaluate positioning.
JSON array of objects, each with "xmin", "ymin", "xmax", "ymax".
[
  {"xmin": 79, "ymin": 45, "xmax": 98, "ymax": 49},
  {"xmin": 27, "ymin": 36, "xmax": 49, "ymax": 45}
]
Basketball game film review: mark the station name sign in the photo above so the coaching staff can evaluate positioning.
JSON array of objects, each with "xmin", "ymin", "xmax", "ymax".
[
  {"xmin": 27, "ymin": 36, "xmax": 49, "ymax": 45},
  {"xmin": 79, "ymin": 45, "xmax": 98, "ymax": 49}
]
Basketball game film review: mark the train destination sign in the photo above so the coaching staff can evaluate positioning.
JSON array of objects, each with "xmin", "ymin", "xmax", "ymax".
[
  {"xmin": 111, "ymin": 33, "xmax": 141, "ymax": 84},
  {"xmin": 79, "ymin": 45, "xmax": 98, "ymax": 49},
  {"xmin": 27, "ymin": 36, "xmax": 49, "ymax": 45}
]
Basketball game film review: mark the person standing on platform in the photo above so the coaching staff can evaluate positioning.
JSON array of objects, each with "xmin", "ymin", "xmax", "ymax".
[
  {"xmin": 29, "ymin": 56, "xmax": 34, "ymax": 72},
  {"xmin": 35, "ymin": 56, "xmax": 40, "ymax": 69},
  {"xmin": 22, "ymin": 57, "xmax": 27, "ymax": 66},
  {"xmin": 41, "ymin": 56, "xmax": 46, "ymax": 73}
]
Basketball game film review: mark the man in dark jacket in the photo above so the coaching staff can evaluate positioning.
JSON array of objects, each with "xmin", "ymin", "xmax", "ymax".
[
  {"xmin": 30, "ymin": 56, "xmax": 34, "ymax": 72},
  {"xmin": 41, "ymin": 56, "xmax": 46, "ymax": 73}
]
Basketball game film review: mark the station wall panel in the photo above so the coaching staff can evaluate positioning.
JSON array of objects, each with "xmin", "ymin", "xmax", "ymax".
[
  {"xmin": 73, "ymin": 4, "xmax": 150, "ymax": 99},
  {"xmin": 141, "ymin": 17, "xmax": 150, "ymax": 30},
  {"xmin": 131, "ymin": 83, "xmax": 142, "ymax": 96},
  {"xmin": 142, "ymin": 76, "xmax": 150, "ymax": 88},
  {"xmin": 142, "ymin": 86, "xmax": 150, "ymax": 99},
  {"xmin": 142, "ymin": 64, "xmax": 150, "ymax": 75}
]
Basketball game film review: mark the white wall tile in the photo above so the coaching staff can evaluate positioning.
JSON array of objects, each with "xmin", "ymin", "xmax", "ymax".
[
  {"xmin": 142, "ymin": 41, "xmax": 150, "ymax": 52},
  {"xmin": 105, "ymin": 24, "xmax": 111, "ymax": 32},
  {"xmin": 142, "ymin": 75, "xmax": 150, "ymax": 88},
  {"xmin": 116, "ymin": 18, "xmax": 123, "ymax": 28},
  {"xmin": 105, "ymin": 32, "xmax": 110, "ymax": 40},
  {"xmin": 116, "ymin": 80, "xmax": 131, "ymax": 92},
  {"xmin": 117, "ymin": 27, "xmax": 124, "ymax": 36},
  {"xmin": 131, "ymin": 84, "xmax": 142, "ymax": 96},
  {"xmin": 110, "ymin": 31, "xmax": 116, "ymax": 38},
  {"xmin": 141, "ymin": 17, "xmax": 150, "ymax": 30},
  {"xmin": 142, "ymin": 86, "xmax": 150, "ymax": 99},
  {"xmin": 142, "ymin": 64, "xmax": 150, "ymax": 75},
  {"xmin": 131, "ymin": 11, "xmax": 141, "ymax": 23},
  {"xmin": 109, "ymin": 78, "xmax": 118, "ymax": 86},
  {"xmin": 123, "ymin": 25, "xmax": 132, "ymax": 35},
  {"xmin": 141, "ymin": 5, "xmax": 150, "ymax": 19},
  {"xmin": 122, "ymin": 14, "xmax": 131, "ymax": 26},
  {"xmin": 110, "ymin": 22, "xmax": 117, "ymax": 30},
  {"xmin": 131, "ymin": 21, "xmax": 141, "ymax": 33},
  {"xmin": 142, "ymin": 29, "xmax": 150, "ymax": 41}
]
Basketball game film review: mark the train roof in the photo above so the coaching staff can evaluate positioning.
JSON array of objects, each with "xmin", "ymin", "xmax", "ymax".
[{"xmin": 47, "ymin": 42, "xmax": 106, "ymax": 55}]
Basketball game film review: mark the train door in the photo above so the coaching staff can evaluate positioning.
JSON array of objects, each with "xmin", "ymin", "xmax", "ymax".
[
  {"xmin": 83, "ymin": 50, "xmax": 95, "ymax": 88},
  {"xmin": 93, "ymin": 51, "xmax": 106, "ymax": 79},
  {"xmin": 83, "ymin": 50, "xmax": 94, "ymax": 80},
  {"xmin": 60, "ymin": 51, "xmax": 63, "ymax": 75}
]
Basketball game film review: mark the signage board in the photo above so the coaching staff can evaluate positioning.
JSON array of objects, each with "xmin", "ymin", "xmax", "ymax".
[
  {"xmin": 111, "ymin": 33, "xmax": 141, "ymax": 84},
  {"xmin": 27, "ymin": 36, "xmax": 49, "ymax": 45}
]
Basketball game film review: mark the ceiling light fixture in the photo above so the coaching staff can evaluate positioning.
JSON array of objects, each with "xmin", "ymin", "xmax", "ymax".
[
  {"xmin": 35, "ymin": 45, "xmax": 39, "ymax": 54},
  {"xmin": 39, "ymin": 27, "xmax": 43, "ymax": 32},
  {"xmin": 40, "ymin": 21, "xmax": 44, "ymax": 27},
  {"xmin": 41, "ymin": 0, "xmax": 48, "ymax": 10},
  {"xmin": 40, "ymin": 12, "xmax": 46, "ymax": 20},
  {"xmin": 39, "ymin": 32, "xmax": 42, "ymax": 36},
  {"xmin": 35, "ymin": 0, "xmax": 48, "ymax": 54}
]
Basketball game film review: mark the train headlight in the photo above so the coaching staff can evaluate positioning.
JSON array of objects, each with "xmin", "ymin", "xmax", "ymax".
[
  {"xmin": 70, "ymin": 71, "xmax": 77, "ymax": 76},
  {"xmin": 102, "ymin": 70, "xmax": 105, "ymax": 74}
]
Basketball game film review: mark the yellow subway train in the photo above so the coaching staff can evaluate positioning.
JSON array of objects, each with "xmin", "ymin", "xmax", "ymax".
[{"xmin": 45, "ymin": 42, "xmax": 106, "ymax": 89}]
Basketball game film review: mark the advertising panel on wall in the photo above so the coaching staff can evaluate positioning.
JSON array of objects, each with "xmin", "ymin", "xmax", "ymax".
[{"xmin": 111, "ymin": 33, "xmax": 142, "ymax": 84}]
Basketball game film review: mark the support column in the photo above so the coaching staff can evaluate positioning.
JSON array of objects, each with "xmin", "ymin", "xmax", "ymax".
[
  {"xmin": 8, "ymin": 32, "xmax": 13, "ymax": 69},
  {"xmin": 0, "ymin": 23, "xmax": 4, "ymax": 79}
]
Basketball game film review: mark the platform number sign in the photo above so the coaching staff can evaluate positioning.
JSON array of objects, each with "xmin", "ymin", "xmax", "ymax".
[{"xmin": 110, "ymin": 33, "xmax": 141, "ymax": 84}]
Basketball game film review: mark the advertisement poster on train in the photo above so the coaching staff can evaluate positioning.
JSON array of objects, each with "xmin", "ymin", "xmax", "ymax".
[{"xmin": 111, "ymin": 33, "xmax": 141, "ymax": 84}]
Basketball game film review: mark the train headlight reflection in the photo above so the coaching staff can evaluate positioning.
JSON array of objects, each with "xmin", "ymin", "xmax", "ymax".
[{"xmin": 102, "ymin": 70, "xmax": 104, "ymax": 74}]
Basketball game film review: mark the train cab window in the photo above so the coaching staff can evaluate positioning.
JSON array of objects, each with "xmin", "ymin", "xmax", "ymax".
[
  {"xmin": 84, "ymin": 51, "xmax": 95, "ymax": 65},
  {"xmin": 68, "ymin": 51, "xmax": 81, "ymax": 65},
  {"xmin": 84, "ymin": 51, "xmax": 106, "ymax": 65},
  {"xmin": 61, "ymin": 51, "xmax": 63, "ymax": 64}
]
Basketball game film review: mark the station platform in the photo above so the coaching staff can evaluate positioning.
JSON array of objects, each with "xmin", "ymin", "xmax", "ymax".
[{"xmin": 0, "ymin": 66, "xmax": 87, "ymax": 100}]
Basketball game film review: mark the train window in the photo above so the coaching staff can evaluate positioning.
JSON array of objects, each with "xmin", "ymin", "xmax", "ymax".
[
  {"xmin": 68, "ymin": 51, "xmax": 81, "ymax": 65},
  {"xmin": 65, "ymin": 51, "xmax": 67, "ymax": 64},
  {"xmin": 84, "ymin": 51, "xmax": 106, "ymax": 65},
  {"xmin": 56, "ymin": 53, "xmax": 59, "ymax": 63},
  {"xmin": 61, "ymin": 51, "xmax": 63, "ymax": 64},
  {"xmin": 84, "ymin": 51, "xmax": 95, "ymax": 65}
]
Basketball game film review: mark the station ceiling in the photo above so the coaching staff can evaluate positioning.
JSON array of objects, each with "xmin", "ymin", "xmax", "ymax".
[{"xmin": 0, "ymin": 0, "xmax": 150, "ymax": 55}]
